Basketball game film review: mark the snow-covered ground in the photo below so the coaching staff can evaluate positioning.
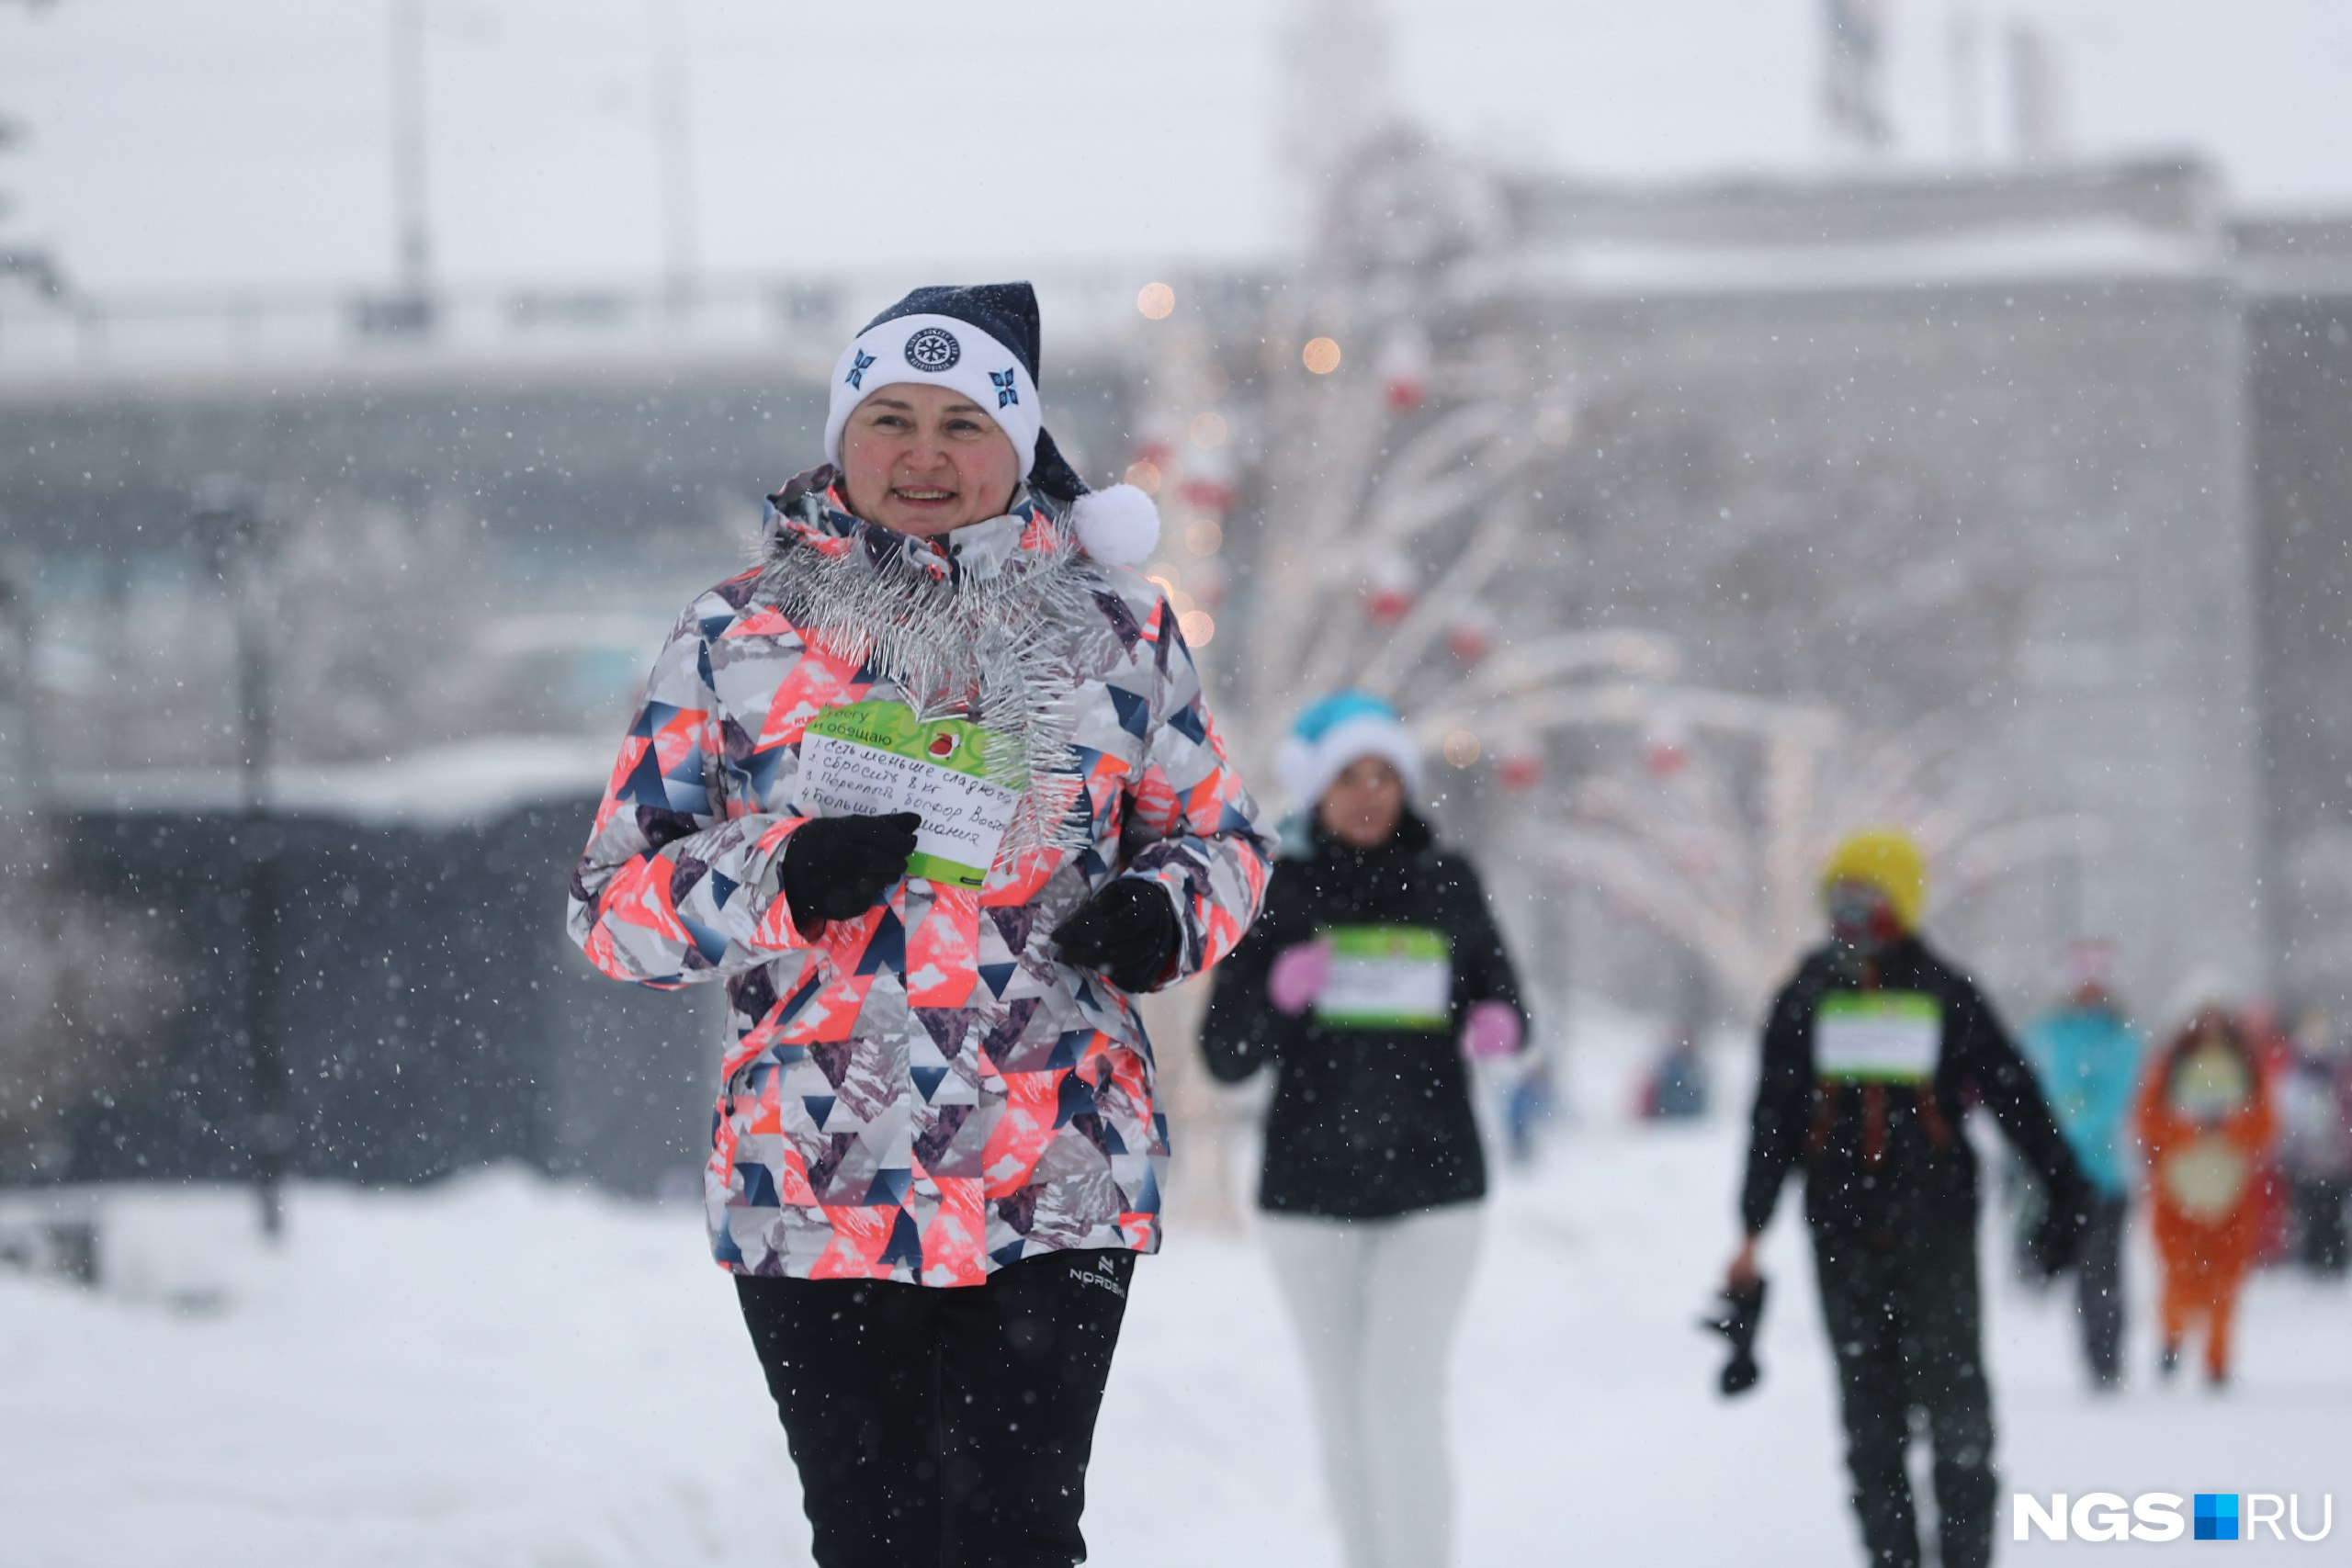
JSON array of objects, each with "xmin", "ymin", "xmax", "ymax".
[{"xmin": 3, "ymin": 1040, "xmax": 2346, "ymax": 1566}]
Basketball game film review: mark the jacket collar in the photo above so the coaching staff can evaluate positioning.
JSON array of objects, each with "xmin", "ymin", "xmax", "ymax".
[
  {"xmin": 1306, "ymin": 809, "xmax": 1436, "ymax": 861},
  {"xmin": 762, "ymin": 465, "xmax": 1061, "ymax": 586},
  {"xmin": 752, "ymin": 464, "xmax": 1113, "ymax": 864}
]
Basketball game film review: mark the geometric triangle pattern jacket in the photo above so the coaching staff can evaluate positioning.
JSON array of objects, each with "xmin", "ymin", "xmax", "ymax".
[{"xmin": 568, "ymin": 475, "xmax": 1275, "ymax": 1285}]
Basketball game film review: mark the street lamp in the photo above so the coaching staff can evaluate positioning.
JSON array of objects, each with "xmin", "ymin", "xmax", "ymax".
[
  {"xmin": 352, "ymin": 0, "xmax": 437, "ymax": 340},
  {"xmin": 0, "ymin": 550, "xmax": 38, "ymax": 807},
  {"xmin": 646, "ymin": 0, "xmax": 700, "ymax": 324},
  {"xmin": 191, "ymin": 478, "xmax": 289, "ymax": 1239}
]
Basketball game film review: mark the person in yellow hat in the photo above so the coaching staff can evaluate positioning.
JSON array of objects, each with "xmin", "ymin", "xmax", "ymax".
[{"xmin": 1724, "ymin": 827, "xmax": 2089, "ymax": 1568}]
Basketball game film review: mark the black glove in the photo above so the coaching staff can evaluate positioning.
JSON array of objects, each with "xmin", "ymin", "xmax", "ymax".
[
  {"xmin": 1052, "ymin": 878, "xmax": 1182, "ymax": 992},
  {"xmin": 1701, "ymin": 1277, "xmax": 1768, "ymax": 1397},
  {"xmin": 778, "ymin": 812, "xmax": 921, "ymax": 935},
  {"xmin": 2029, "ymin": 1179, "xmax": 2092, "ymax": 1279}
]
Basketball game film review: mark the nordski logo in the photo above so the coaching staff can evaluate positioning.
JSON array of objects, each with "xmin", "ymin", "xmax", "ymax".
[
  {"xmin": 2013, "ymin": 1492, "xmax": 2331, "ymax": 1544},
  {"xmin": 904, "ymin": 325, "xmax": 960, "ymax": 371}
]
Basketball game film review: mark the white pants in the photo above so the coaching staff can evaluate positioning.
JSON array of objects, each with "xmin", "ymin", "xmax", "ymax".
[{"xmin": 1260, "ymin": 1205, "xmax": 1485, "ymax": 1568}]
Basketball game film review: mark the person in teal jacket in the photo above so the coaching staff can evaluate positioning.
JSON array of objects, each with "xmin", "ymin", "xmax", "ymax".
[{"xmin": 2021, "ymin": 941, "xmax": 2147, "ymax": 1388}]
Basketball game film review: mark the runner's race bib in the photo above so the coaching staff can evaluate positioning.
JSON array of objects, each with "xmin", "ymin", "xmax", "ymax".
[
  {"xmin": 1814, "ymin": 992, "xmax": 1942, "ymax": 1082},
  {"xmin": 1315, "ymin": 925, "xmax": 1453, "ymax": 1031},
  {"xmin": 795, "ymin": 701, "xmax": 1020, "ymax": 890},
  {"xmin": 2162, "ymin": 1137, "xmax": 2253, "ymax": 1220}
]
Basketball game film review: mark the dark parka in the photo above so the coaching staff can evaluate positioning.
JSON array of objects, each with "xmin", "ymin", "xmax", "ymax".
[
  {"xmin": 1741, "ymin": 934, "xmax": 2086, "ymax": 1242},
  {"xmin": 1201, "ymin": 814, "xmax": 1525, "ymax": 1219}
]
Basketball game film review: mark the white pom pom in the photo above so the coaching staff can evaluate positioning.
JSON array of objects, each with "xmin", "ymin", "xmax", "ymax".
[{"xmin": 1069, "ymin": 483, "xmax": 1159, "ymax": 566}]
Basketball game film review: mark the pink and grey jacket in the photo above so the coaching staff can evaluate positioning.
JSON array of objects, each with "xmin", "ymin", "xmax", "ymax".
[{"xmin": 568, "ymin": 469, "xmax": 1274, "ymax": 1285}]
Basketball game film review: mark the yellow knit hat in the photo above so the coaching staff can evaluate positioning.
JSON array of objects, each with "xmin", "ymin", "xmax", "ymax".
[{"xmin": 1819, "ymin": 827, "xmax": 1928, "ymax": 931}]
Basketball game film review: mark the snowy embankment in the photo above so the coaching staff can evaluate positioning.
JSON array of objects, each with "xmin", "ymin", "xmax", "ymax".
[{"xmin": 3, "ymin": 1054, "xmax": 2346, "ymax": 1566}]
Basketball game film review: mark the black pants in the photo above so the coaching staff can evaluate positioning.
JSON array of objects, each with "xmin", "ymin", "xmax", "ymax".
[
  {"xmin": 1813, "ymin": 1219, "xmax": 1996, "ymax": 1568},
  {"xmin": 735, "ymin": 1247, "xmax": 1136, "ymax": 1568},
  {"xmin": 2292, "ymin": 1176, "xmax": 2349, "ymax": 1273},
  {"xmin": 2075, "ymin": 1193, "xmax": 2129, "ymax": 1385}
]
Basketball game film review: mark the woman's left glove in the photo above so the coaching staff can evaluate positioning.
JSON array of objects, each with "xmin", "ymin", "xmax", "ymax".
[
  {"xmin": 1461, "ymin": 999, "xmax": 1524, "ymax": 1060},
  {"xmin": 2028, "ymin": 1177, "xmax": 2092, "ymax": 1279},
  {"xmin": 1052, "ymin": 879, "xmax": 1181, "ymax": 992}
]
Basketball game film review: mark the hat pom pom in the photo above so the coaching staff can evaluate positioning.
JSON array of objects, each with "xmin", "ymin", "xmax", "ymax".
[{"xmin": 1069, "ymin": 483, "xmax": 1159, "ymax": 566}]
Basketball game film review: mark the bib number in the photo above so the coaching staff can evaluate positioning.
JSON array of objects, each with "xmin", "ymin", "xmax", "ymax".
[
  {"xmin": 1315, "ymin": 925, "xmax": 1453, "ymax": 1031},
  {"xmin": 1815, "ymin": 992, "xmax": 1941, "ymax": 1083},
  {"xmin": 795, "ymin": 701, "xmax": 1021, "ymax": 890},
  {"xmin": 2163, "ymin": 1139, "xmax": 2252, "ymax": 1219}
]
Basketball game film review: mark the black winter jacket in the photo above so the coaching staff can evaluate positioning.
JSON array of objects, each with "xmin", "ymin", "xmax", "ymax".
[
  {"xmin": 1201, "ymin": 814, "xmax": 1525, "ymax": 1219},
  {"xmin": 1740, "ymin": 934, "xmax": 2086, "ymax": 1243}
]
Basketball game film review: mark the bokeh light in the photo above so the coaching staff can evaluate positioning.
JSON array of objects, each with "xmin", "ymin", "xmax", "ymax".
[
  {"xmin": 1136, "ymin": 282, "xmax": 1176, "ymax": 321},
  {"xmin": 1302, "ymin": 337, "xmax": 1342, "ymax": 375}
]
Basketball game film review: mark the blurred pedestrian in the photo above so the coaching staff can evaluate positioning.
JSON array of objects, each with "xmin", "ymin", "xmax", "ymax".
[
  {"xmin": 2019, "ymin": 939, "xmax": 2146, "ymax": 1388},
  {"xmin": 1201, "ymin": 691, "xmax": 1528, "ymax": 1568},
  {"xmin": 1501, "ymin": 1046, "xmax": 1557, "ymax": 1165},
  {"xmin": 2139, "ymin": 1001, "xmax": 2278, "ymax": 1385},
  {"xmin": 2236, "ymin": 1000, "xmax": 2299, "ymax": 1265},
  {"xmin": 1726, "ymin": 827, "xmax": 2088, "ymax": 1568},
  {"xmin": 1639, "ymin": 1017, "xmax": 1711, "ymax": 1122},
  {"xmin": 2278, "ymin": 1008, "xmax": 2352, "ymax": 1274},
  {"xmin": 567, "ymin": 281, "xmax": 1275, "ymax": 1568}
]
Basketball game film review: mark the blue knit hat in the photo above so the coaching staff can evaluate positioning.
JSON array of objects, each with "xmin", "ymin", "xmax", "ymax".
[{"xmin": 1277, "ymin": 690, "xmax": 1425, "ymax": 810}]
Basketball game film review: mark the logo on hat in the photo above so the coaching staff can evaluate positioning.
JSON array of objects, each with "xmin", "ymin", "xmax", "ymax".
[
  {"xmin": 905, "ymin": 326, "xmax": 961, "ymax": 372},
  {"xmin": 844, "ymin": 349, "xmax": 876, "ymax": 389},
  {"xmin": 990, "ymin": 367, "xmax": 1019, "ymax": 409}
]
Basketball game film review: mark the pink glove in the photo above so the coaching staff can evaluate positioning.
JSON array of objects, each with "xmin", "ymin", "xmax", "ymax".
[
  {"xmin": 1268, "ymin": 940, "xmax": 1332, "ymax": 1016},
  {"xmin": 1461, "ymin": 1000, "xmax": 1523, "ymax": 1061}
]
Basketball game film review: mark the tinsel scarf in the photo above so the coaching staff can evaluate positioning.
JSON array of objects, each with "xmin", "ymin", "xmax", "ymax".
[{"xmin": 755, "ymin": 468, "xmax": 1126, "ymax": 863}]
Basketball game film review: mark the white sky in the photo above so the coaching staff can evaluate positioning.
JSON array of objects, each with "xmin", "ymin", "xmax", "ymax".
[{"xmin": 6, "ymin": 0, "xmax": 2352, "ymax": 296}]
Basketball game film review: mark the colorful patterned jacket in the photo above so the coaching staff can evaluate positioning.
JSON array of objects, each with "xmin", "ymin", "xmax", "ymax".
[{"xmin": 568, "ymin": 470, "xmax": 1274, "ymax": 1285}]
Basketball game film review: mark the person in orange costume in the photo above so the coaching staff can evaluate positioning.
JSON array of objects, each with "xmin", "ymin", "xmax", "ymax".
[{"xmin": 2136, "ymin": 1006, "xmax": 2277, "ymax": 1386}]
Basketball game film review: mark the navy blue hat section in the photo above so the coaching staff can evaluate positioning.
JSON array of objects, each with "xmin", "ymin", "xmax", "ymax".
[{"xmin": 863, "ymin": 282, "xmax": 1043, "ymax": 384}]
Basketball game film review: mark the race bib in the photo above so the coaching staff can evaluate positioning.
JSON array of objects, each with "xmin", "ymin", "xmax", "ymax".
[
  {"xmin": 795, "ymin": 701, "xmax": 1020, "ymax": 890},
  {"xmin": 1815, "ymin": 992, "xmax": 1941, "ymax": 1082},
  {"xmin": 2163, "ymin": 1138, "xmax": 2252, "ymax": 1220},
  {"xmin": 1315, "ymin": 925, "xmax": 1453, "ymax": 1031}
]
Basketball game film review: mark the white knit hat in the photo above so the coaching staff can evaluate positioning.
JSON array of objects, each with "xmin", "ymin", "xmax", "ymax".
[
  {"xmin": 1275, "ymin": 690, "xmax": 1425, "ymax": 812},
  {"xmin": 825, "ymin": 310, "xmax": 1043, "ymax": 479},
  {"xmin": 820, "ymin": 283, "xmax": 1159, "ymax": 565}
]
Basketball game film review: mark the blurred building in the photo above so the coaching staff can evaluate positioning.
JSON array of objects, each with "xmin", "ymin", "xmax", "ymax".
[
  {"xmin": 1457, "ymin": 156, "xmax": 2278, "ymax": 1018},
  {"xmin": 3, "ymin": 155, "xmax": 2350, "ymax": 1185},
  {"xmin": 2244, "ymin": 218, "xmax": 2352, "ymax": 1010}
]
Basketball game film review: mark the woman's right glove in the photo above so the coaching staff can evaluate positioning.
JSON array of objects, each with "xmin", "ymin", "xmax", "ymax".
[
  {"xmin": 2028, "ymin": 1177, "xmax": 2093, "ymax": 1279},
  {"xmin": 1267, "ymin": 940, "xmax": 1332, "ymax": 1015},
  {"xmin": 1052, "ymin": 878, "xmax": 1182, "ymax": 992},
  {"xmin": 1702, "ymin": 1277, "xmax": 1768, "ymax": 1396},
  {"xmin": 778, "ymin": 811, "xmax": 922, "ymax": 936},
  {"xmin": 1461, "ymin": 999, "xmax": 1524, "ymax": 1060}
]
